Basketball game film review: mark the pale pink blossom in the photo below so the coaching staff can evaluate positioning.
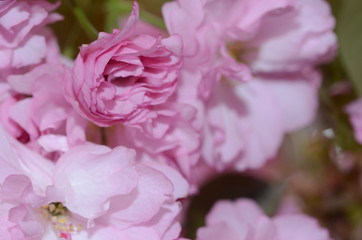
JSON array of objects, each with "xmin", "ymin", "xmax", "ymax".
[
  {"xmin": 163, "ymin": 0, "xmax": 336, "ymax": 80},
  {"xmin": 162, "ymin": 0, "xmax": 335, "ymax": 173},
  {"xmin": 63, "ymin": 2, "xmax": 200, "ymax": 187},
  {"xmin": 107, "ymin": 102, "xmax": 200, "ymax": 179},
  {"xmin": 345, "ymin": 98, "xmax": 362, "ymax": 144},
  {"xmin": 176, "ymin": 69, "xmax": 320, "ymax": 174},
  {"xmin": 259, "ymin": 72, "xmax": 321, "ymax": 132},
  {"xmin": 0, "ymin": 126, "xmax": 185, "ymax": 240},
  {"xmin": 0, "ymin": 63, "xmax": 88, "ymax": 157},
  {"xmin": 0, "ymin": 95, "xmax": 25, "ymax": 141},
  {"xmin": 243, "ymin": 0, "xmax": 337, "ymax": 73},
  {"xmin": 0, "ymin": 0, "xmax": 62, "ymax": 80},
  {"xmin": 196, "ymin": 199, "xmax": 331, "ymax": 240},
  {"xmin": 200, "ymin": 79, "xmax": 284, "ymax": 171},
  {"xmin": 65, "ymin": 2, "xmax": 182, "ymax": 127},
  {"xmin": 162, "ymin": 0, "xmax": 292, "ymax": 98}
]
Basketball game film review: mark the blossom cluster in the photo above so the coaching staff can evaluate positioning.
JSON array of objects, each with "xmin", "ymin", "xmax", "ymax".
[{"xmin": 0, "ymin": 0, "xmax": 339, "ymax": 239}]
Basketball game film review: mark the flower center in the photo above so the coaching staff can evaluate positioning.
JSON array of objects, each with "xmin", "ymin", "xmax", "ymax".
[
  {"xmin": 227, "ymin": 41, "xmax": 246, "ymax": 63},
  {"xmin": 46, "ymin": 202, "xmax": 68, "ymax": 216},
  {"xmin": 42, "ymin": 202, "xmax": 83, "ymax": 240}
]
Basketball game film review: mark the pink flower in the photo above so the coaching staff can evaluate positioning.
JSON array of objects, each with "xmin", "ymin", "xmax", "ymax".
[
  {"xmin": 0, "ymin": 0, "xmax": 62, "ymax": 79},
  {"xmin": 345, "ymin": 98, "xmax": 362, "ymax": 144},
  {"xmin": 163, "ymin": 0, "xmax": 336, "ymax": 102},
  {"xmin": 200, "ymin": 79, "xmax": 285, "ymax": 171},
  {"xmin": 0, "ymin": 63, "xmax": 88, "ymax": 157},
  {"xmin": 162, "ymin": 0, "xmax": 293, "ymax": 98},
  {"xmin": 259, "ymin": 72, "xmax": 321, "ymax": 132},
  {"xmin": 243, "ymin": 0, "xmax": 337, "ymax": 73},
  {"xmin": 176, "ymin": 69, "xmax": 320, "ymax": 174},
  {"xmin": 196, "ymin": 199, "xmax": 331, "ymax": 240},
  {"xmin": 162, "ymin": 0, "xmax": 335, "ymax": 173},
  {"xmin": 107, "ymin": 102, "xmax": 201, "ymax": 180},
  {"xmin": 0, "ymin": 126, "xmax": 185, "ymax": 240},
  {"xmin": 65, "ymin": 2, "xmax": 182, "ymax": 127},
  {"xmin": 163, "ymin": 0, "xmax": 336, "ymax": 80}
]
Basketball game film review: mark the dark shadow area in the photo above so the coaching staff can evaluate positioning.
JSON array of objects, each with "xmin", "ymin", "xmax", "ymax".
[{"xmin": 182, "ymin": 173, "xmax": 269, "ymax": 239}]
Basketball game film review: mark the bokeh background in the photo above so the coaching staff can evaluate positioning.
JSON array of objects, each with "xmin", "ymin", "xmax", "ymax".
[{"xmin": 50, "ymin": 1, "xmax": 362, "ymax": 239}]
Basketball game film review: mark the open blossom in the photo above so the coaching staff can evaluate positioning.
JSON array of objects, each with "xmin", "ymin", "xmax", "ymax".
[
  {"xmin": 174, "ymin": 63, "xmax": 321, "ymax": 174},
  {"xmin": 196, "ymin": 199, "xmax": 331, "ymax": 240},
  {"xmin": 0, "ymin": 0, "xmax": 62, "ymax": 80},
  {"xmin": 64, "ymin": 2, "xmax": 182, "ymax": 127},
  {"xmin": 63, "ymin": 2, "xmax": 200, "ymax": 191},
  {"xmin": 0, "ymin": 63, "xmax": 88, "ymax": 157},
  {"xmin": 107, "ymin": 102, "xmax": 200, "ymax": 181},
  {"xmin": 0, "ymin": 126, "xmax": 186, "ymax": 240},
  {"xmin": 242, "ymin": 0, "xmax": 337, "ymax": 73},
  {"xmin": 201, "ymin": 71, "xmax": 321, "ymax": 171},
  {"xmin": 162, "ymin": 0, "xmax": 336, "ymax": 173},
  {"xmin": 0, "ymin": 0, "xmax": 62, "ymax": 145},
  {"xmin": 163, "ymin": 0, "xmax": 336, "ymax": 78}
]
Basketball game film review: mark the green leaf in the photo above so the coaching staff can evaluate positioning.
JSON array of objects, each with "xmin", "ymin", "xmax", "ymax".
[
  {"xmin": 66, "ymin": 0, "xmax": 98, "ymax": 40},
  {"xmin": 338, "ymin": 0, "xmax": 362, "ymax": 95},
  {"xmin": 105, "ymin": 0, "xmax": 133, "ymax": 32},
  {"xmin": 72, "ymin": 6, "xmax": 98, "ymax": 40},
  {"xmin": 104, "ymin": 0, "xmax": 165, "ymax": 33}
]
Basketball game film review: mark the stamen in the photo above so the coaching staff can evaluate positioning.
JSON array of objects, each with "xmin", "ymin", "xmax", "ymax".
[
  {"xmin": 41, "ymin": 202, "xmax": 83, "ymax": 240},
  {"xmin": 227, "ymin": 42, "xmax": 245, "ymax": 62},
  {"xmin": 226, "ymin": 41, "xmax": 257, "ymax": 63},
  {"xmin": 46, "ymin": 202, "xmax": 68, "ymax": 216}
]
